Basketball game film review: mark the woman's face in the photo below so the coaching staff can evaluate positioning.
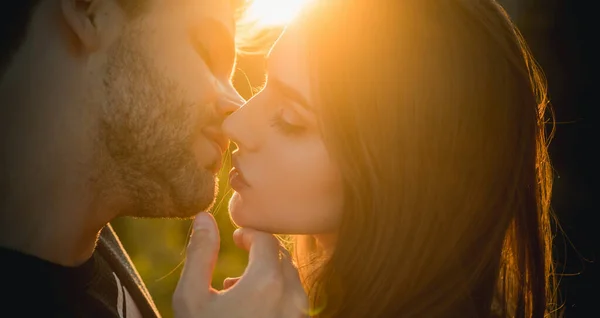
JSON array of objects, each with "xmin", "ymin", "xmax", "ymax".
[{"xmin": 223, "ymin": 25, "xmax": 344, "ymax": 234}]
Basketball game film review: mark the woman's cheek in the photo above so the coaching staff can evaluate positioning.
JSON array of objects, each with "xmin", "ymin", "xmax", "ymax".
[
  {"xmin": 228, "ymin": 170, "xmax": 343, "ymax": 234},
  {"xmin": 277, "ymin": 157, "xmax": 344, "ymax": 233},
  {"xmin": 227, "ymin": 177, "xmax": 289, "ymax": 231}
]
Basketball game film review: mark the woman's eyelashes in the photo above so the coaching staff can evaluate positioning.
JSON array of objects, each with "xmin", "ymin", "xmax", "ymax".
[{"xmin": 270, "ymin": 108, "xmax": 306, "ymax": 136}]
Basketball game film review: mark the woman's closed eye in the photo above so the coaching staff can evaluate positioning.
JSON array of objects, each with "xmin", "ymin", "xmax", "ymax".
[{"xmin": 270, "ymin": 107, "xmax": 306, "ymax": 136}]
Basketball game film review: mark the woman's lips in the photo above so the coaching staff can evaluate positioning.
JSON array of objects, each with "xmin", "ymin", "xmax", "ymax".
[{"xmin": 229, "ymin": 159, "xmax": 250, "ymax": 191}]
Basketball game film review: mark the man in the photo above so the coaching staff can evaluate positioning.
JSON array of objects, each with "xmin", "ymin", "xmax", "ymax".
[{"xmin": 0, "ymin": 0, "xmax": 305, "ymax": 317}]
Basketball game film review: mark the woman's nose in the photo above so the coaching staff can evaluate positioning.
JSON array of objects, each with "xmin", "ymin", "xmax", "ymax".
[
  {"xmin": 223, "ymin": 98, "xmax": 261, "ymax": 152},
  {"xmin": 222, "ymin": 86, "xmax": 266, "ymax": 152}
]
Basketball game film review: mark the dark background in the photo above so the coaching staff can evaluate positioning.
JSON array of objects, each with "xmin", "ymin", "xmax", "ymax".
[{"xmin": 501, "ymin": 0, "xmax": 597, "ymax": 316}]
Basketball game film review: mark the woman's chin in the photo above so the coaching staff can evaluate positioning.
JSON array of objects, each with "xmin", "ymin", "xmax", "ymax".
[
  {"xmin": 228, "ymin": 193, "xmax": 323, "ymax": 234},
  {"xmin": 229, "ymin": 210, "xmax": 278, "ymax": 233},
  {"xmin": 228, "ymin": 193, "xmax": 262, "ymax": 229},
  {"xmin": 228, "ymin": 192, "xmax": 247, "ymax": 220},
  {"xmin": 228, "ymin": 199, "xmax": 284, "ymax": 233}
]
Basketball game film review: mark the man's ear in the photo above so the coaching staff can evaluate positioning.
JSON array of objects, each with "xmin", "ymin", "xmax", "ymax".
[{"xmin": 60, "ymin": 0, "xmax": 106, "ymax": 52}]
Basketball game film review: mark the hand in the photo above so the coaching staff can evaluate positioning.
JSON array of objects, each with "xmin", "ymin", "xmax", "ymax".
[{"xmin": 173, "ymin": 212, "xmax": 308, "ymax": 318}]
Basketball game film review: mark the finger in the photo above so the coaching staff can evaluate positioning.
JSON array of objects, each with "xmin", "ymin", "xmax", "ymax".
[
  {"xmin": 280, "ymin": 248, "xmax": 302, "ymax": 287},
  {"xmin": 280, "ymin": 249, "xmax": 309, "ymax": 316},
  {"xmin": 229, "ymin": 228, "xmax": 284, "ymax": 295},
  {"xmin": 175, "ymin": 212, "xmax": 220, "ymax": 305},
  {"xmin": 222, "ymin": 277, "xmax": 240, "ymax": 290},
  {"xmin": 233, "ymin": 228, "xmax": 281, "ymax": 272}
]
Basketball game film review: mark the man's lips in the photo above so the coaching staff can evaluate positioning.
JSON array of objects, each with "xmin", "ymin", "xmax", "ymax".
[
  {"xmin": 199, "ymin": 127, "xmax": 228, "ymax": 173},
  {"xmin": 202, "ymin": 127, "xmax": 229, "ymax": 155}
]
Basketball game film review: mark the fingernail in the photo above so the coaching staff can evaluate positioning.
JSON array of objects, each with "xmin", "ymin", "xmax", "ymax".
[{"xmin": 193, "ymin": 212, "xmax": 213, "ymax": 231}]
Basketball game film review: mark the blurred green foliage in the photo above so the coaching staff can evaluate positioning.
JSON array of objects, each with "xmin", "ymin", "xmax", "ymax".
[{"xmin": 111, "ymin": 55, "xmax": 269, "ymax": 318}]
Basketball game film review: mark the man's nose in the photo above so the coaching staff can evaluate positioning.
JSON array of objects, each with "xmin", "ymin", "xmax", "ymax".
[{"xmin": 216, "ymin": 85, "xmax": 245, "ymax": 118}]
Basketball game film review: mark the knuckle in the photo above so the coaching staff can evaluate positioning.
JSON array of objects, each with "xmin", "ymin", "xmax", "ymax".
[{"xmin": 193, "ymin": 228, "xmax": 215, "ymax": 242}]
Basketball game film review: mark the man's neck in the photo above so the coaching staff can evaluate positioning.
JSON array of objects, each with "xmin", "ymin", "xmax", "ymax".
[
  {"xmin": 0, "ymin": 179, "xmax": 114, "ymax": 267},
  {"xmin": 0, "ymin": 50, "xmax": 116, "ymax": 267}
]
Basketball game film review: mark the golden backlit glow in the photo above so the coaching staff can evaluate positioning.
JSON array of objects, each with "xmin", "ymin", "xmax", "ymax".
[{"xmin": 244, "ymin": 0, "xmax": 310, "ymax": 26}]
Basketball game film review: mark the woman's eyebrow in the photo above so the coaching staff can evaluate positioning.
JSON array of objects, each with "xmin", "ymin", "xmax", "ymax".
[{"xmin": 269, "ymin": 77, "xmax": 312, "ymax": 111}]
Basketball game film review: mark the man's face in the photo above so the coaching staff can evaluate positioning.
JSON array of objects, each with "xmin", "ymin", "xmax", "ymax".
[{"xmin": 93, "ymin": 0, "xmax": 240, "ymax": 218}]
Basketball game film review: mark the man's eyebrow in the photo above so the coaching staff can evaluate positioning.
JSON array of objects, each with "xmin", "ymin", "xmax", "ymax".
[{"xmin": 270, "ymin": 77, "xmax": 312, "ymax": 111}]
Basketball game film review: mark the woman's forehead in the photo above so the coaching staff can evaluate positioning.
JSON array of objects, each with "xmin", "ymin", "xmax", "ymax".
[
  {"xmin": 265, "ymin": 25, "xmax": 313, "ymax": 103},
  {"xmin": 268, "ymin": 23, "xmax": 307, "ymax": 67}
]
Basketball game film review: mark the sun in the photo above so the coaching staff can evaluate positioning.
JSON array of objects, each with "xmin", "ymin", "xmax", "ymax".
[{"xmin": 244, "ymin": 0, "xmax": 311, "ymax": 26}]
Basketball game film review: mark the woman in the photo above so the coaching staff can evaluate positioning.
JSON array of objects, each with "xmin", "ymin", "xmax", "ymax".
[{"xmin": 225, "ymin": 0, "xmax": 557, "ymax": 316}]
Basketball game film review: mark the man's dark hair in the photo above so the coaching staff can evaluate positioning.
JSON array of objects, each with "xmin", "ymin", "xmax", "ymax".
[
  {"xmin": 1, "ymin": 0, "xmax": 250, "ymax": 74},
  {"xmin": 1, "ymin": 1, "xmax": 43, "ymax": 74},
  {"xmin": 0, "ymin": 1, "xmax": 148, "ymax": 75}
]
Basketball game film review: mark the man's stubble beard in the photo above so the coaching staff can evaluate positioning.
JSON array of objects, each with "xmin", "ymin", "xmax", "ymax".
[{"xmin": 93, "ymin": 30, "xmax": 217, "ymax": 219}]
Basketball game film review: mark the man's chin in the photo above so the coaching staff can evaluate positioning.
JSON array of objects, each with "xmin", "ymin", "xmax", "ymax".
[{"xmin": 131, "ymin": 171, "xmax": 218, "ymax": 219}]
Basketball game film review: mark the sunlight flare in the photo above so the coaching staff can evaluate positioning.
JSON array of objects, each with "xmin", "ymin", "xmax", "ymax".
[{"xmin": 244, "ymin": 0, "xmax": 311, "ymax": 26}]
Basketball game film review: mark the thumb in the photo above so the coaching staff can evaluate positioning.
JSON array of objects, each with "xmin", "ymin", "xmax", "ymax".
[{"xmin": 176, "ymin": 212, "xmax": 220, "ymax": 304}]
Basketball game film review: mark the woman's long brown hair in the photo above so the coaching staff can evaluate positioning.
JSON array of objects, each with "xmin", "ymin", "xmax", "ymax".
[{"xmin": 291, "ymin": 0, "xmax": 558, "ymax": 317}]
